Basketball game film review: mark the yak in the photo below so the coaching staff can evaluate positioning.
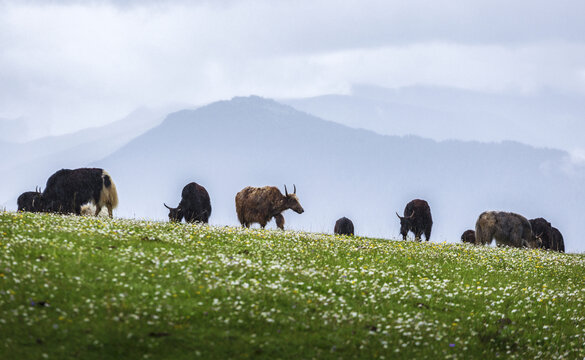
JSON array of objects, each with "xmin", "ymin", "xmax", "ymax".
[
  {"xmin": 460, "ymin": 229, "xmax": 476, "ymax": 244},
  {"xmin": 475, "ymin": 211, "xmax": 540, "ymax": 248},
  {"xmin": 17, "ymin": 187, "xmax": 43, "ymax": 212},
  {"xmin": 529, "ymin": 218, "xmax": 554, "ymax": 250},
  {"xmin": 164, "ymin": 182, "xmax": 211, "ymax": 223},
  {"xmin": 235, "ymin": 185, "xmax": 304, "ymax": 230},
  {"xmin": 334, "ymin": 217, "xmax": 354, "ymax": 236},
  {"xmin": 551, "ymin": 227, "xmax": 565, "ymax": 253},
  {"xmin": 396, "ymin": 199, "xmax": 433, "ymax": 241},
  {"xmin": 41, "ymin": 168, "xmax": 118, "ymax": 218}
]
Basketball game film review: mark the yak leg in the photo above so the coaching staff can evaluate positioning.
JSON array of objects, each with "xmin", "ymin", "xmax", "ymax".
[
  {"xmin": 95, "ymin": 204, "xmax": 102, "ymax": 217},
  {"xmin": 106, "ymin": 204, "xmax": 113, "ymax": 218},
  {"xmin": 414, "ymin": 229, "xmax": 423, "ymax": 242},
  {"xmin": 424, "ymin": 227, "xmax": 431, "ymax": 242},
  {"xmin": 274, "ymin": 214, "xmax": 285, "ymax": 230}
]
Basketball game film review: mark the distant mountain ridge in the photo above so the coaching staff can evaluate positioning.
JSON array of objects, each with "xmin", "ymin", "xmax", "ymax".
[
  {"xmin": 282, "ymin": 84, "xmax": 585, "ymax": 155},
  {"xmin": 92, "ymin": 96, "xmax": 585, "ymax": 252}
]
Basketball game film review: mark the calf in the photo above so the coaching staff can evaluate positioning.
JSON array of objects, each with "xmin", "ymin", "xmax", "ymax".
[
  {"xmin": 460, "ymin": 229, "xmax": 476, "ymax": 244},
  {"xmin": 334, "ymin": 217, "xmax": 355, "ymax": 236}
]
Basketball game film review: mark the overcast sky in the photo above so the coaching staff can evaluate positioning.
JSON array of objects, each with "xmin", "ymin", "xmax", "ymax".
[{"xmin": 1, "ymin": 0, "xmax": 585, "ymax": 137}]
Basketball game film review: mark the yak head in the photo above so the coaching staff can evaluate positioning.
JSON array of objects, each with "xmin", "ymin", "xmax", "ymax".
[
  {"xmin": 283, "ymin": 184, "xmax": 304, "ymax": 214},
  {"xmin": 164, "ymin": 203, "xmax": 183, "ymax": 223},
  {"xmin": 531, "ymin": 231, "xmax": 544, "ymax": 249},
  {"xmin": 30, "ymin": 187, "xmax": 46, "ymax": 212},
  {"xmin": 396, "ymin": 210, "xmax": 415, "ymax": 238}
]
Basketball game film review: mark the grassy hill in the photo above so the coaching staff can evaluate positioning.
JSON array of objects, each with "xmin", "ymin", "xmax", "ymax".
[{"xmin": 1, "ymin": 212, "xmax": 584, "ymax": 359}]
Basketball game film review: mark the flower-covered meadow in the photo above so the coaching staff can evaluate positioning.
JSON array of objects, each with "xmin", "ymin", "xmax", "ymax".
[{"xmin": 0, "ymin": 211, "xmax": 584, "ymax": 359}]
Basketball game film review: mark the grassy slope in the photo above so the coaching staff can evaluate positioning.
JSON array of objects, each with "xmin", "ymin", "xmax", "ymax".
[{"xmin": 0, "ymin": 212, "xmax": 584, "ymax": 359}]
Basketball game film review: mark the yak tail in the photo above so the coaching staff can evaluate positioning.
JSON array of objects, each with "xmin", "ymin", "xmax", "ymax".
[
  {"xmin": 475, "ymin": 212, "xmax": 495, "ymax": 245},
  {"xmin": 98, "ymin": 171, "xmax": 119, "ymax": 217}
]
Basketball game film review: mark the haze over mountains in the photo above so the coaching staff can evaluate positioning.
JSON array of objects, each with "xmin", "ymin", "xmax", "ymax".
[
  {"xmin": 0, "ymin": 105, "xmax": 178, "ymax": 209},
  {"xmin": 283, "ymin": 85, "xmax": 585, "ymax": 159},
  {"xmin": 2, "ymin": 95, "xmax": 583, "ymax": 252}
]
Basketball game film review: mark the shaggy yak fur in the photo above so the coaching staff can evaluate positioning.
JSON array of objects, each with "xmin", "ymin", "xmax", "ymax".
[
  {"xmin": 529, "ymin": 217, "xmax": 554, "ymax": 250},
  {"xmin": 17, "ymin": 189, "xmax": 43, "ymax": 212},
  {"xmin": 460, "ymin": 229, "xmax": 476, "ymax": 244},
  {"xmin": 551, "ymin": 227, "xmax": 565, "ymax": 253},
  {"xmin": 334, "ymin": 217, "xmax": 354, "ymax": 236},
  {"xmin": 42, "ymin": 168, "xmax": 118, "ymax": 218},
  {"xmin": 235, "ymin": 185, "xmax": 304, "ymax": 230},
  {"xmin": 475, "ymin": 211, "xmax": 540, "ymax": 248},
  {"xmin": 396, "ymin": 199, "xmax": 433, "ymax": 241},
  {"xmin": 164, "ymin": 182, "xmax": 211, "ymax": 223}
]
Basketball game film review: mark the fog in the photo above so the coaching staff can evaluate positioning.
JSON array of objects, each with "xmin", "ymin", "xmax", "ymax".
[{"xmin": 1, "ymin": 1, "xmax": 585, "ymax": 147}]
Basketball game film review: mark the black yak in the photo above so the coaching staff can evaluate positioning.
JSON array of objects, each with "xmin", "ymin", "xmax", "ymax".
[
  {"xmin": 235, "ymin": 185, "xmax": 304, "ymax": 230},
  {"xmin": 164, "ymin": 182, "xmax": 211, "ymax": 223},
  {"xmin": 396, "ymin": 199, "xmax": 433, "ymax": 241},
  {"xmin": 334, "ymin": 217, "xmax": 354, "ymax": 236},
  {"xmin": 475, "ymin": 211, "xmax": 540, "ymax": 248},
  {"xmin": 551, "ymin": 227, "xmax": 565, "ymax": 253},
  {"xmin": 529, "ymin": 218, "xmax": 554, "ymax": 250},
  {"xmin": 17, "ymin": 187, "xmax": 43, "ymax": 212},
  {"xmin": 41, "ymin": 168, "xmax": 118, "ymax": 218},
  {"xmin": 461, "ymin": 229, "xmax": 476, "ymax": 244}
]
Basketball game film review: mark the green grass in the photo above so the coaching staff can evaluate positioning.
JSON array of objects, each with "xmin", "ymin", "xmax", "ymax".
[{"xmin": 0, "ymin": 211, "xmax": 584, "ymax": 359}]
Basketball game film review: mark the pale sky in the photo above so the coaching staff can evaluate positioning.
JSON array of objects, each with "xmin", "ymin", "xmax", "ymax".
[{"xmin": 1, "ymin": 0, "xmax": 585, "ymax": 136}]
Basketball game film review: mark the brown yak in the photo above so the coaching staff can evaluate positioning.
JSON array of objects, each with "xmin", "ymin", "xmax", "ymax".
[
  {"xmin": 235, "ymin": 185, "xmax": 304, "ymax": 230},
  {"xmin": 475, "ymin": 211, "xmax": 540, "ymax": 248}
]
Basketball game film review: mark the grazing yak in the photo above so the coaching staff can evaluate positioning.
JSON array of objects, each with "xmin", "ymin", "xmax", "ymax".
[
  {"xmin": 396, "ymin": 199, "xmax": 433, "ymax": 241},
  {"xmin": 164, "ymin": 182, "xmax": 211, "ymax": 223},
  {"xmin": 17, "ymin": 187, "xmax": 43, "ymax": 212},
  {"xmin": 551, "ymin": 227, "xmax": 565, "ymax": 253},
  {"xmin": 475, "ymin": 211, "xmax": 540, "ymax": 248},
  {"xmin": 334, "ymin": 217, "xmax": 354, "ymax": 236},
  {"xmin": 461, "ymin": 229, "xmax": 476, "ymax": 244},
  {"xmin": 529, "ymin": 218, "xmax": 553, "ymax": 250},
  {"xmin": 42, "ymin": 168, "xmax": 118, "ymax": 218},
  {"xmin": 235, "ymin": 185, "xmax": 304, "ymax": 230}
]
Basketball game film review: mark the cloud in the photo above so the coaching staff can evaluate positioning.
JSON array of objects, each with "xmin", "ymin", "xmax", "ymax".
[{"xmin": 1, "ymin": 0, "xmax": 585, "ymax": 134}]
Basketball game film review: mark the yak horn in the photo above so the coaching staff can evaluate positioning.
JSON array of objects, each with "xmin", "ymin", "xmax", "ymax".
[
  {"xmin": 164, "ymin": 203, "xmax": 172, "ymax": 210},
  {"xmin": 408, "ymin": 210, "xmax": 415, "ymax": 218},
  {"xmin": 293, "ymin": 184, "xmax": 296, "ymax": 194},
  {"xmin": 396, "ymin": 212, "xmax": 402, "ymax": 219},
  {"xmin": 284, "ymin": 185, "xmax": 288, "ymax": 196}
]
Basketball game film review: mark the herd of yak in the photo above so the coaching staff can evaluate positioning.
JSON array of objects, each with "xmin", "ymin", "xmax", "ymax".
[{"xmin": 16, "ymin": 167, "xmax": 565, "ymax": 253}]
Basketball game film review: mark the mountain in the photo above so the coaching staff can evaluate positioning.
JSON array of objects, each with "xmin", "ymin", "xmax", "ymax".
[
  {"xmin": 0, "ymin": 105, "xmax": 179, "ymax": 209},
  {"xmin": 91, "ymin": 96, "xmax": 585, "ymax": 252},
  {"xmin": 282, "ymin": 85, "xmax": 585, "ymax": 156}
]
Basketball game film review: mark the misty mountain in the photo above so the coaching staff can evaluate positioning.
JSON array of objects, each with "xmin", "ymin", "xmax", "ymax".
[
  {"xmin": 90, "ymin": 96, "xmax": 584, "ymax": 252},
  {"xmin": 0, "ymin": 116, "xmax": 50, "ymax": 143},
  {"xmin": 282, "ymin": 85, "xmax": 585, "ymax": 157},
  {"xmin": 0, "ymin": 106, "xmax": 178, "ymax": 209}
]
